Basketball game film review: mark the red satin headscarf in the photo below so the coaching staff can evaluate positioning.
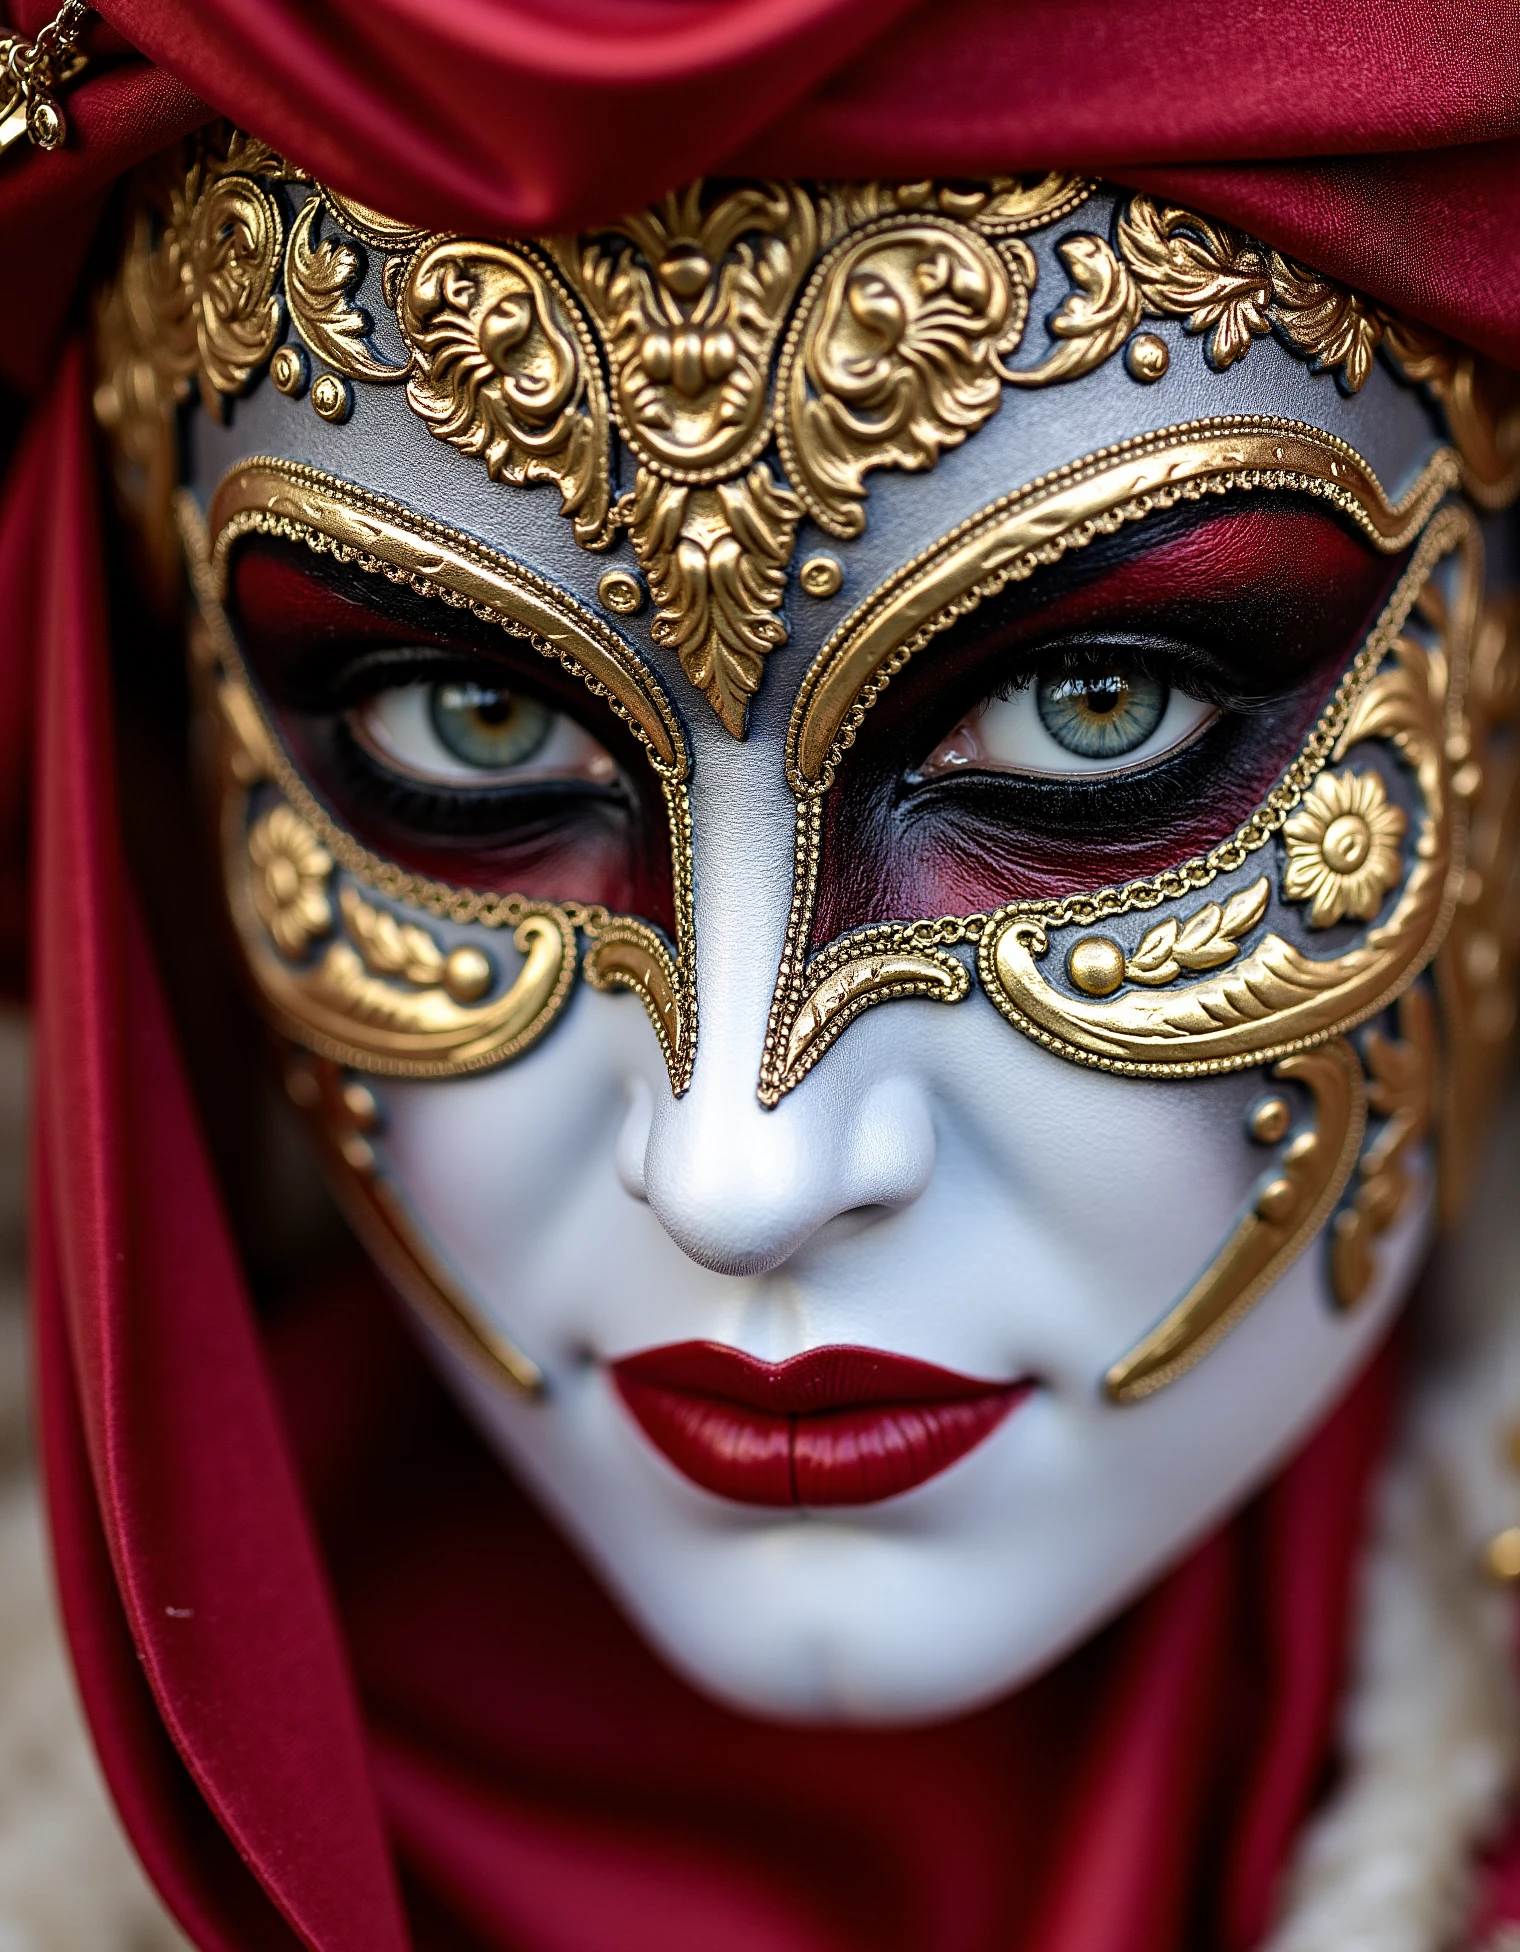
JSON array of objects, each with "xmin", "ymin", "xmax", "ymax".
[{"xmin": 2, "ymin": 5, "xmax": 1517, "ymax": 1948}]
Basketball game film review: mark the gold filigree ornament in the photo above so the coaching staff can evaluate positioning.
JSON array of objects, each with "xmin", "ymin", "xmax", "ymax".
[
  {"xmin": 97, "ymin": 135, "xmax": 1516, "ymax": 728},
  {"xmin": 176, "ymin": 466, "xmax": 699, "ymax": 1093}
]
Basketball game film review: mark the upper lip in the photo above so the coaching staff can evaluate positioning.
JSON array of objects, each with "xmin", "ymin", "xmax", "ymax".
[{"xmin": 612, "ymin": 1340, "xmax": 1018, "ymax": 1411}]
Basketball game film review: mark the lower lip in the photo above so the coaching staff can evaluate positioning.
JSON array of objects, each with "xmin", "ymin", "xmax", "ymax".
[{"xmin": 611, "ymin": 1341, "xmax": 1032, "ymax": 1508}]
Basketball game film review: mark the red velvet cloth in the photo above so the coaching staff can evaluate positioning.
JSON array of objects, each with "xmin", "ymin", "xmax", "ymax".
[{"xmin": 0, "ymin": 5, "xmax": 1515, "ymax": 1948}]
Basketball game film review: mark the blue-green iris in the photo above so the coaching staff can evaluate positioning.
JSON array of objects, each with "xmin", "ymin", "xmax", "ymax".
[
  {"xmin": 1036, "ymin": 669, "xmax": 1167, "ymax": 760},
  {"xmin": 429, "ymin": 681, "xmax": 553, "ymax": 771}
]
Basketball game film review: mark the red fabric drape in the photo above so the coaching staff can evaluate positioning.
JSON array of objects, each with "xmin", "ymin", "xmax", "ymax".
[
  {"xmin": 0, "ymin": 0, "xmax": 1518, "ymax": 384},
  {"xmin": 0, "ymin": 4, "xmax": 1514, "ymax": 1948}
]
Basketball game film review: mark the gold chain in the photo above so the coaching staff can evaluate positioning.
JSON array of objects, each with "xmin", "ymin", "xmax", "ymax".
[{"xmin": 0, "ymin": 1, "xmax": 90, "ymax": 154}]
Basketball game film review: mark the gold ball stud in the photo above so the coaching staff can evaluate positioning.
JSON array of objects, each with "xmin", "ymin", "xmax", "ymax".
[
  {"xmin": 310, "ymin": 373, "xmax": 351, "ymax": 422},
  {"xmin": 598, "ymin": 568, "xmax": 645, "ymax": 617},
  {"xmin": 799, "ymin": 553, "xmax": 844, "ymax": 600},
  {"xmin": 1484, "ymin": 1526, "xmax": 1520, "ymax": 1583},
  {"xmin": 1067, "ymin": 935, "xmax": 1126, "ymax": 997},
  {"xmin": 270, "ymin": 345, "xmax": 308, "ymax": 397},
  {"xmin": 443, "ymin": 944, "xmax": 493, "ymax": 1003},
  {"xmin": 1249, "ymin": 1096, "xmax": 1292, "ymax": 1146},
  {"xmin": 341, "ymin": 1080, "xmax": 380, "ymax": 1131},
  {"xmin": 1125, "ymin": 333, "xmax": 1170, "ymax": 383},
  {"xmin": 339, "ymin": 1133, "xmax": 375, "ymax": 1174}
]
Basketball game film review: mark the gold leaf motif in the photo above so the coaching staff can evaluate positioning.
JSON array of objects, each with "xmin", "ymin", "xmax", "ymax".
[
  {"xmin": 777, "ymin": 217, "xmax": 1021, "ymax": 538},
  {"xmin": 340, "ymin": 884, "xmax": 445, "ymax": 987},
  {"xmin": 1116, "ymin": 198, "xmax": 1274, "ymax": 369},
  {"xmin": 1003, "ymin": 234, "xmax": 1141, "ymax": 388},
  {"xmin": 1269, "ymin": 252, "xmax": 1383, "ymax": 393},
  {"xmin": 1381, "ymin": 315, "xmax": 1520, "ymax": 510},
  {"xmin": 285, "ymin": 197, "xmax": 407, "ymax": 384},
  {"xmin": 399, "ymin": 239, "xmax": 615, "ymax": 551},
  {"xmin": 1124, "ymin": 877, "xmax": 1270, "ymax": 986},
  {"xmin": 560, "ymin": 179, "xmax": 817, "ymax": 483},
  {"xmin": 624, "ymin": 463, "xmax": 801, "ymax": 737},
  {"xmin": 96, "ymin": 141, "xmax": 1520, "ymax": 752}
]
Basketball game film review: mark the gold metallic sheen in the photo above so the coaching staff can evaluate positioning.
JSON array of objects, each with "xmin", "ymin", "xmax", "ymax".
[
  {"xmin": 799, "ymin": 553, "xmax": 844, "ymax": 599},
  {"xmin": 1484, "ymin": 1527, "xmax": 1520, "ymax": 1585},
  {"xmin": 183, "ymin": 483, "xmax": 699, "ymax": 1091},
  {"xmin": 597, "ymin": 567, "xmax": 645, "ymax": 616},
  {"xmin": 1126, "ymin": 333, "xmax": 1170, "ymax": 382},
  {"xmin": 0, "ymin": 2, "xmax": 89, "ymax": 156},
  {"xmin": 1330, "ymin": 984, "xmax": 1437, "ymax": 1309},
  {"xmin": 269, "ymin": 344, "xmax": 306, "ymax": 395},
  {"xmin": 1104, "ymin": 1039, "xmax": 1367, "ymax": 1401},
  {"xmin": 309, "ymin": 372, "xmax": 350, "ymax": 422}
]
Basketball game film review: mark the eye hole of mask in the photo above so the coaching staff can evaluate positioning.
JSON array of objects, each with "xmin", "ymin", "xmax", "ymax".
[
  {"xmin": 353, "ymin": 676, "xmax": 621, "ymax": 788},
  {"xmin": 918, "ymin": 665, "xmax": 1217, "ymax": 778}
]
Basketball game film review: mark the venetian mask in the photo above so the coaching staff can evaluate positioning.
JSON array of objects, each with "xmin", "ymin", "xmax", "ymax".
[{"xmin": 95, "ymin": 139, "xmax": 1520, "ymax": 1723}]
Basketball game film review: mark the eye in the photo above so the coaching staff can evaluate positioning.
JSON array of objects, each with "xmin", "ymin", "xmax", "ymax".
[
  {"xmin": 351, "ymin": 677, "xmax": 620, "ymax": 788},
  {"xmin": 919, "ymin": 663, "xmax": 1217, "ymax": 779}
]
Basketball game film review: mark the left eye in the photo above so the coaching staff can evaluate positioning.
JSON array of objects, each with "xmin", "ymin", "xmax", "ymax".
[
  {"xmin": 351, "ymin": 678, "xmax": 619, "ymax": 787},
  {"xmin": 919, "ymin": 665, "xmax": 1216, "ymax": 778}
]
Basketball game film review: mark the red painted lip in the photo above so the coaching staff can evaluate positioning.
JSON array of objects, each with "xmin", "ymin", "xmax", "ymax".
[{"xmin": 611, "ymin": 1341, "xmax": 1032, "ymax": 1508}]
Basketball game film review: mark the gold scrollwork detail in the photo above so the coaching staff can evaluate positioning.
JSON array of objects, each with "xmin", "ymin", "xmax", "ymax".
[
  {"xmin": 285, "ymin": 196, "xmax": 408, "ymax": 386},
  {"xmin": 1104, "ymin": 1039, "xmax": 1367, "ymax": 1402},
  {"xmin": 778, "ymin": 938, "xmax": 969, "ymax": 1095},
  {"xmin": 583, "ymin": 916, "xmax": 694, "ymax": 1092},
  {"xmin": 788, "ymin": 423, "xmax": 1459, "ymax": 793},
  {"xmin": 234, "ymin": 801, "xmax": 578, "ymax": 1079},
  {"xmin": 776, "ymin": 217, "xmax": 1025, "ymax": 539},
  {"xmin": 621, "ymin": 462, "xmax": 802, "ymax": 737},
  {"xmin": 761, "ymin": 447, "xmax": 1468, "ymax": 1107},
  {"xmin": 398, "ymin": 239, "xmax": 615, "ymax": 550},
  {"xmin": 1435, "ymin": 589, "xmax": 1520, "ymax": 1217}
]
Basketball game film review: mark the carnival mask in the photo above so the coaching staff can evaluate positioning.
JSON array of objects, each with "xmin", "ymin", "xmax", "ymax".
[{"xmin": 96, "ymin": 144, "xmax": 1520, "ymax": 1723}]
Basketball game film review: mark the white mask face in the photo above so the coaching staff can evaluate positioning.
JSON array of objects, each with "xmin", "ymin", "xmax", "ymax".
[{"xmin": 174, "ymin": 166, "xmax": 1505, "ymax": 1725}]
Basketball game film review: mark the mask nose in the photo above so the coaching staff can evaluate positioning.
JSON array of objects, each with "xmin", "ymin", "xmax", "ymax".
[
  {"xmin": 626, "ymin": 973, "xmax": 938, "ymax": 1278},
  {"xmin": 626, "ymin": 732, "xmax": 936, "ymax": 1277}
]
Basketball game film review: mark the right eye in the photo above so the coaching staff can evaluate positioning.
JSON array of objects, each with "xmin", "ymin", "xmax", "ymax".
[
  {"xmin": 351, "ymin": 677, "xmax": 620, "ymax": 788},
  {"xmin": 918, "ymin": 663, "xmax": 1216, "ymax": 780}
]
